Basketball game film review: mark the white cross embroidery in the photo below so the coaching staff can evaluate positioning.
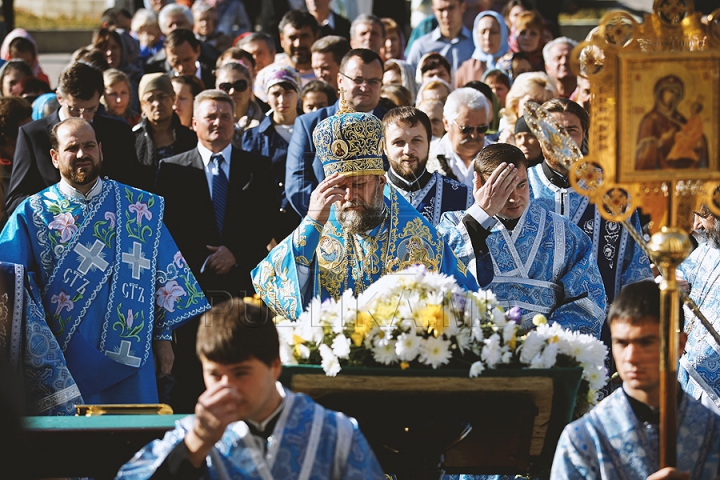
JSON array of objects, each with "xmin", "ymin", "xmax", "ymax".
[
  {"xmin": 74, "ymin": 240, "xmax": 109, "ymax": 275},
  {"xmin": 122, "ymin": 242, "xmax": 151, "ymax": 280}
]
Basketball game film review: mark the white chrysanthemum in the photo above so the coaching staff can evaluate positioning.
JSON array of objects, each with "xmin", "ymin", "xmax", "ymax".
[
  {"xmin": 279, "ymin": 343, "xmax": 297, "ymax": 364},
  {"xmin": 373, "ymin": 340, "xmax": 398, "ymax": 365},
  {"xmin": 331, "ymin": 334, "xmax": 351, "ymax": 359},
  {"xmin": 419, "ymin": 336, "xmax": 452, "ymax": 369},
  {"xmin": 295, "ymin": 344, "xmax": 311, "ymax": 359},
  {"xmin": 538, "ymin": 342, "xmax": 558, "ymax": 368},
  {"xmin": 519, "ymin": 332, "xmax": 545, "ymax": 364},
  {"xmin": 492, "ymin": 308, "xmax": 508, "ymax": 327},
  {"xmin": 584, "ymin": 365, "xmax": 608, "ymax": 392},
  {"xmin": 471, "ymin": 324, "xmax": 485, "ymax": 342},
  {"xmin": 275, "ymin": 319, "xmax": 296, "ymax": 344},
  {"xmin": 334, "ymin": 289, "xmax": 358, "ymax": 332},
  {"xmin": 503, "ymin": 323, "xmax": 519, "ymax": 345},
  {"xmin": 469, "ymin": 361, "xmax": 485, "ymax": 377},
  {"xmin": 455, "ymin": 329, "xmax": 472, "ymax": 354},
  {"xmin": 321, "ymin": 354, "xmax": 341, "ymax": 376},
  {"xmin": 501, "ymin": 350, "xmax": 513, "ymax": 363},
  {"xmin": 481, "ymin": 334, "xmax": 502, "ymax": 368},
  {"xmin": 397, "ymin": 290, "xmax": 421, "ymax": 319},
  {"xmin": 395, "ymin": 332, "xmax": 422, "ymax": 361}
]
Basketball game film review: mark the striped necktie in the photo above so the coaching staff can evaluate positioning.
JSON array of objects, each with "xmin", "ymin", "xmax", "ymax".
[{"xmin": 212, "ymin": 153, "xmax": 228, "ymax": 235}]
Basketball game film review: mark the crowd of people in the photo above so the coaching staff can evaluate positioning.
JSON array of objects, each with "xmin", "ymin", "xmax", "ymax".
[{"xmin": 0, "ymin": 0, "xmax": 719, "ymax": 478}]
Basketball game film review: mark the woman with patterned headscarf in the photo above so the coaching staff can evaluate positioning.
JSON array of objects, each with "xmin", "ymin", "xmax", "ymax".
[{"xmin": 454, "ymin": 10, "xmax": 510, "ymax": 89}]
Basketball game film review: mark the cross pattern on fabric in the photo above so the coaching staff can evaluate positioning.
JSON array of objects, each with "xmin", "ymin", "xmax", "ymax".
[
  {"xmin": 74, "ymin": 240, "xmax": 109, "ymax": 274},
  {"xmin": 122, "ymin": 242, "xmax": 151, "ymax": 280},
  {"xmin": 212, "ymin": 153, "xmax": 228, "ymax": 235}
]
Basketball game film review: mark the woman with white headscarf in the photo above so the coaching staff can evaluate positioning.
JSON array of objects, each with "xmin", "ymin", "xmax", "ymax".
[{"xmin": 454, "ymin": 10, "xmax": 509, "ymax": 89}]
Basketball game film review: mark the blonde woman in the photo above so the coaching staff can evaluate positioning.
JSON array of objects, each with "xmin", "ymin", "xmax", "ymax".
[
  {"xmin": 497, "ymin": 71, "xmax": 557, "ymax": 145},
  {"xmin": 102, "ymin": 68, "xmax": 140, "ymax": 127}
]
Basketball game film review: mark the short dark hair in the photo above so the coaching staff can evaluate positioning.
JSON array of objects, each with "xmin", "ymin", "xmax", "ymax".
[
  {"xmin": 473, "ymin": 143, "xmax": 528, "ymax": 177},
  {"xmin": 0, "ymin": 59, "xmax": 33, "ymax": 82},
  {"xmin": 217, "ymin": 46, "xmax": 256, "ymax": 71},
  {"xmin": 0, "ymin": 96, "xmax": 31, "ymax": 147},
  {"xmin": 101, "ymin": 7, "xmax": 132, "ymax": 27},
  {"xmin": 542, "ymin": 97, "xmax": 590, "ymax": 136},
  {"xmin": 608, "ymin": 280, "xmax": 684, "ymax": 329},
  {"xmin": 483, "ymin": 69, "xmax": 510, "ymax": 89},
  {"xmin": 164, "ymin": 28, "xmax": 201, "ymax": 51},
  {"xmin": 237, "ymin": 32, "xmax": 276, "ymax": 55},
  {"xmin": 57, "ymin": 61, "xmax": 105, "ymax": 99},
  {"xmin": 50, "ymin": 117, "xmax": 95, "ymax": 151},
  {"xmin": 196, "ymin": 298, "xmax": 279, "ymax": 366},
  {"xmin": 382, "ymin": 106, "xmax": 432, "ymax": 143},
  {"xmin": 301, "ymin": 79, "xmax": 337, "ymax": 104},
  {"xmin": 93, "ymin": 28, "xmax": 124, "ymax": 56},
  {"xmin": 8, "ymin": 37, "xmax": 35, "ymax": 58},
  {"xmin": 79, "ymin": 49, "xmax": 110, "ymax": 71},
  {"xmin": 170, "ymin": 74, "xmax": 205, "ymax": 98},
  {"xmin": 311, "ymin": 35, "xmax": 351, "ymax": 65},
  {"xmin": 340, "ymin": 48, "xmax": 384, "ymax": 73},
  {"xmin": 464, "ymin": 80, "xmax": 495, "ymax": 106},
  {"xmin": 419, "ymin": 52, "xmax": 451, "ymax": 77},
  {"xmin": 279, "ymin": 10, "xmax": 319, "ymax": 36}
]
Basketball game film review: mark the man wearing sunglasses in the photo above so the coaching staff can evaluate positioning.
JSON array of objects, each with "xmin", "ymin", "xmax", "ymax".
[
  {"xmin": 427, "ymin": 87, "xmax": 492, "ymax": 190},
  {"xmin": 286, "ymin": 48, "xmax": 387, "ymax": 218}
]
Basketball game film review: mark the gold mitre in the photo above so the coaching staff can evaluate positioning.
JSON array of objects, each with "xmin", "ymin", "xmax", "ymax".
[{"xmin": 312, "ymin": 93, "xmax": 385, "ymax": 177}]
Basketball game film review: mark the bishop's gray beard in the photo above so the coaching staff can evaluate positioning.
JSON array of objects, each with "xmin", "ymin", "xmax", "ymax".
[
  {"xmin": 336, "ymin": 182, "xmax": 385, "ymax": 235},
  {"xmin": 694, "ymin": 220, "xmax": 720, "ymax": 248}
]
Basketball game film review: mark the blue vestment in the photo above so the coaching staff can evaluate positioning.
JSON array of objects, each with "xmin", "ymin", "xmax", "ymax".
[
  {"xmin": 678, "ymin": 243, "xmax": 720, "ymax": 408},
  {"xmin": 116, "ymin": 386, "xmax": 386, "ymax": 479},
  {"xmin": 438, "ymin": 202, "xmax": 606, "ymax": 337},
  {"xmin": 252, "ymin": 185, "xmax": 477, "ymax": 320},
  {"xmin": 387, "ymin": 171, "xmax": 473, "ymax": 226},
  {"xmin": 0, "ymin": 261, "xmax": 82, "ymax": 415},
  {"xmin": 527, "ymin": 164, "xmax": 653, "ymax": 303},
  {"xmin": 0, "ymin": 179, "xmax": 209, "ymax": 405},
  {"xmin": 551, "ymin": 388, "xmax": 720, "ymax": 479}
]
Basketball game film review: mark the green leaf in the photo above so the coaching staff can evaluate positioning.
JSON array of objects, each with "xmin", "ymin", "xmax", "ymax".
[
  {"xmin": 147, "ymin": 196, "xmax": 155, "ymax": 208},
  {"xmin": 125, "ymin": 187, "xmax": 133, "ymax": 202},
  {"xmin": 137, "ymin": 192, "xmax": 143, "ymax": 203}
]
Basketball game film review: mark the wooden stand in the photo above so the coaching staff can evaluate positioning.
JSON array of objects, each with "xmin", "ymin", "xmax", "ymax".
[{"xmin": 280, "ymin": 365, "xmax": 584, "ymax": 477}]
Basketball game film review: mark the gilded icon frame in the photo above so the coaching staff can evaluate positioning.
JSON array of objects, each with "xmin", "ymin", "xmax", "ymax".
[{"xmin": 617, "ymin": 51, "xmax": 720, "ymax": 183}]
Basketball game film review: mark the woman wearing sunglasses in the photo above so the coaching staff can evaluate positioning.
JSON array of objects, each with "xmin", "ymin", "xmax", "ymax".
[
  {"xmin": 242, "ymin": 65, "xmax": 303, "ymax": 248},
  {"xmin": 215, "ymin": 62, "xmax": 264, "ymax": 141}
]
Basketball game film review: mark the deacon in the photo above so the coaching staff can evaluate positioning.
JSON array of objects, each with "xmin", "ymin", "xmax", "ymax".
[
  {"xmin": 252, "ymin": 106, "xmax": 477, "ymax": 320},
  {"xmin": 0, "ymin": 118, "xmax": 209, "ymax": 409},
  {"xmin": 117, "ymin": 298, "xmax": 386, "ymax": 479},
  {"xmin": 383, "ymin": 106, "xmax": 472, "ymax": 226},
  {"xmin": 437, "ymin": 143, "xmax": 605, "ymax": 337},
  {"xmin": 527, "ymin": 98, "xmax": 652, "ymax": 304},
  {"xmin": 551, "ymin": 280, "xmax": 720, "ymax": 479},
  {"xmin": 678, "ymin": 203, "xmax": 720, "ymax": 414}
]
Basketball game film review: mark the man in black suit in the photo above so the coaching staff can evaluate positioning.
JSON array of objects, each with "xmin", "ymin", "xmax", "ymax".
[
  {"xmin": 4, "ymin": 61, "xmax": 140, "ymax": 217},
  {"xmin": 145, "ymin": 28, "xmax": 217, "ymax": 90},
  {"xmin": 155, "ymin": 89, "xmax": 276, "ymax": 412},
  {"xmin": 307, "ymin": 0, "xmax": 351, "ymax": 40}
]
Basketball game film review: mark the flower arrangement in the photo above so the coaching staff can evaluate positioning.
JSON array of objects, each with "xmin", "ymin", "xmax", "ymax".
[{"xmin": 276, "ymin": 266, "xmax": 608, "ymax": 409}]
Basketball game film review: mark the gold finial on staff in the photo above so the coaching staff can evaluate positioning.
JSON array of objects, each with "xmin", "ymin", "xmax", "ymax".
[{"xmin": 337, "ymin": 87, "xmax": 354, "ymax": 114}]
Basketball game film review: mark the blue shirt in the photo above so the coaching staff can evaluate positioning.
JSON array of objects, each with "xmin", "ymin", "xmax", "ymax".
[{"xmin": 406, "ymin": 26, "xmax": 475, "ymax": 74}]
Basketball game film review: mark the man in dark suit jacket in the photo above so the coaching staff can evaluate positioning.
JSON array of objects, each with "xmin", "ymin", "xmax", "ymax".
[
  {"xmin": 4, "ymin": 61, "xmax": 140, "ymax": 217},
  {"xmin": 155, "ymin": 89, "xmax": 276, "ymax": 412},
  {"xmin": 286, "ymin": 48, "xmax": 387, "ymax": 217},
  {"xmin": 307, "ymin": 0, "xmax": 351, "ymax": 40},
  {"xmin": 145, "ymin": 28, "xmax": 217, "ymax": 90}
]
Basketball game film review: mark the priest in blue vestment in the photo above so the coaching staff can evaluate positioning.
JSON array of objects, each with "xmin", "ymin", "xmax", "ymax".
[
  {"xmin": 437, "ymin": 143, "xmax": 606, "ymax": 337},
  {"xmin": 252, "ymin": 102, "xmax": 477, "ymax": 320},
  {"xmin": 678, "ymin": 204, "xmax": 720, "ymax": 414},
  {"xmin": 0, "ymin": 118, "xmax": 210, "ymax": 408},
  {"xmin": 527, "ymin": 98, "xmax": 652, "ymax": 305},
  {"xmin": 117, "ymin": 297, "xmax": 386, "ymax": 479},
  {"xmin": 551, "ymin": 280, "xmax": 720, "ymax": 480},
  {"xmin": 383, "ymin": 106, "xmax": 473, "ymax": 226}
]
